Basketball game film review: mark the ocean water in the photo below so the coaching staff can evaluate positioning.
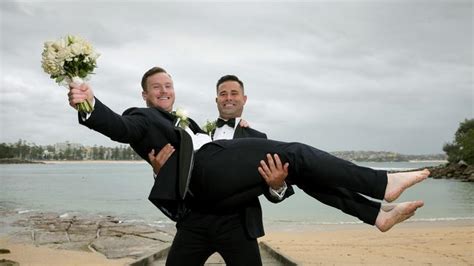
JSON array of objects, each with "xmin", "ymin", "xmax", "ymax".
[{"xmin": 0, "ymin": 161, "xmax": 472, "ymax": 226}]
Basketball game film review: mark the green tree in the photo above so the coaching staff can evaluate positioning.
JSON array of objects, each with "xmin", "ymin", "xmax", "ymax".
[
  {"xmin": 112, "ymin": 147, "xmax": 120, "ymax": 160},
  {"xmin": 443, "ymin": 118, "xmax": 474, "ymax": 165},
  {"xmin": 0, "ymin": 143, "xmax": 14, "ymax": 158}
]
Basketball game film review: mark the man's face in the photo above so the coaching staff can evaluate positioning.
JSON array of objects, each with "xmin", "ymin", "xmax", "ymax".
[
  {"xmin": 216, "ymin": 80, "xmax": 247, "ymax": 119},
  {"xmin": 142, "ymin": 72, "xmax": 175, "ymax": 112}
]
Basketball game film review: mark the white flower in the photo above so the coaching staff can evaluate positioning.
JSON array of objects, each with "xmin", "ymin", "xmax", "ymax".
[
  {"xmin": 41, "ymin": 34, "xmax": 99, "ymax": 113},
  {"xmin": 70, "ymin": 42, "xmax": 83, "ymax": 56},
  {"xmin": 52, "ymin": 39, "xmax": 66, "ymax": 51},
  {"xmin": 201, "ymin": 120, "xmax": 217, "ymax": 135},
  {"xmin": 173, "ymin": 108, "xmax": 190, "ymax": 129},
  {"xmin": 175, "ymin": 108, "xmax": 188, "ymax": 120},
  {"xmin": 41, "ymin": 34, "xmax": 100, "ymax": 84}
]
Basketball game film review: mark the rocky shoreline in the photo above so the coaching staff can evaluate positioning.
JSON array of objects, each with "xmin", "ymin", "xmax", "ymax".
[
  {"xmin": 0, "ymin": 208, "xmax": 175, "ymax": 260},
  {"xmin": 0, "ymin": 158, "xmax": 44, "ymax": 164},
  {"xmin": 425, "ymin": 162, "xmax": 474, "ymax": 182}
]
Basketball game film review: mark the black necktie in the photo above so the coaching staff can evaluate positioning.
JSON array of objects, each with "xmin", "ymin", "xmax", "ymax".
[{"xmin": 216, "ymin": 118, "xmax": 236, "ymax": 128}]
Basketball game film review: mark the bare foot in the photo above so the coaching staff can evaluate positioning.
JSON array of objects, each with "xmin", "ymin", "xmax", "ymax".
[
  {"xmin": 384, "ymin": 169, "xmax": 430, "ymax": 202},
  {"xmin": 380, "ymin": 203, "xmax": 396, "ymax": 212},
  {"xmin": 375, "ymin": 200, "xmax": 424, "ymax": 232}
]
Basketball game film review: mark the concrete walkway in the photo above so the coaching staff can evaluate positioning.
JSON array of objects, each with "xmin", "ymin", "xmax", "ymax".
[{"xmin": 130, "ymin": 241, "xmax": 299, "ymax": 266}]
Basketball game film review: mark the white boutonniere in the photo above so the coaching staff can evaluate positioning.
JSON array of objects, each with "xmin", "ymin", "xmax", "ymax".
[
  {"xmin": 172, "ymin": 108, "xmax": 190, "ymax": 129},
  {"xmin": 202, "ymin": 120, "xmax": 217, "ymax": 135}
]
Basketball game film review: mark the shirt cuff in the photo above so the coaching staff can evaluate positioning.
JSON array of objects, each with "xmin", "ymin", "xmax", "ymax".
[
  {"xmin": 269, "ymin": 182, "xmax": 287, "ymax": 200},
  {"xmin": 80, "ymin": 98, "xmax": 96, "ymax": 121}
]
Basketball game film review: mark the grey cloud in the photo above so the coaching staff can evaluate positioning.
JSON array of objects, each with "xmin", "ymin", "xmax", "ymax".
[{"xmin": 0, "ymin": 0, "xmax": 471, "ymax": 154}]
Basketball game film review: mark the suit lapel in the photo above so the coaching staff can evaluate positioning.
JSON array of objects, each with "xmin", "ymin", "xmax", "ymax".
[
  {"xmin": 176, "ymin": 127, "xmax": 194, "ymax": 200},
  {"xmin": 233, "ymin": 124, "xmax": 245, "ymax": 139}
]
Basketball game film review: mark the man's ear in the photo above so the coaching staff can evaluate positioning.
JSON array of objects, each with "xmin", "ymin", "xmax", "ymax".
[
  {"xmin": 215, "ymin": 97, "xmax": 218, "ymax": 103},
  {"xmin": 142, "ymin": 91, "xmax": 147, "ymax": 101},
  {"xmin": 243, "ymin": 95, "xmax": 247, "ymax": 104}
]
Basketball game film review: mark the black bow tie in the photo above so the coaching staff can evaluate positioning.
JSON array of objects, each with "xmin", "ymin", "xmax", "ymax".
[{"xmin": 216, "ymin": 118, "xmax": 236, "ymax": 128}]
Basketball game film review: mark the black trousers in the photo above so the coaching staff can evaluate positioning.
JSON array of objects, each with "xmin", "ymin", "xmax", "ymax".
[
  {"xmin": 166, "ymin": 211, "xmax": 261, "ymax": 266},
  {"xmin": 190, "ymin": 138, "xmax": 387, "ymax": 225}
]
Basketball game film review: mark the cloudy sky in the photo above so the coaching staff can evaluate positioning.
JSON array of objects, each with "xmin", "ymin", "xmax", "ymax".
[{"xmin": 0, "ymin": 0, "xmax": 472, "ymax": 155}]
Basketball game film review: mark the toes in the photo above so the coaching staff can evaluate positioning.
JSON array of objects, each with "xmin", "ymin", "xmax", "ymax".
[{"xmin": 403, "ymin": 201, "xmax": 424, "ymax": 214}]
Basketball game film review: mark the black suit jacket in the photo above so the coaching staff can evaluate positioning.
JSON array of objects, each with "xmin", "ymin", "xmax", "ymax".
[
  {"xmin": 80, "ymin": 98, "xmax": 203, "ymax": 221},
  {"xmin": 214, "ymin": 123, "xmax": 294, "ymax": 238},
  {"xmin": 80, "ymin": 99, "xmax": 294, "ymax": 229}
]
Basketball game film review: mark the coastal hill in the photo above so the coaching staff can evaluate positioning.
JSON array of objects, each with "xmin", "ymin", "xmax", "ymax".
[{"xmin": 329, "ymin": 151, "xmax": 446, "ymax": 162}]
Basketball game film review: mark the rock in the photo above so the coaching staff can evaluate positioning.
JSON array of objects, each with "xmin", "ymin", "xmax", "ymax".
[
  {"xmin": 2, "ymin": 210, "xmax": 175, "ymax": 260},
  {"xmin": 68, "ymin": 221, "xmax": 98, "ymax": 237},
  {"xmin": 9, "ymin": 231, "xmax": 35, "ymax": 245},
  {"xmin": 468, "ymin": 173, "xmax": 474, "ymax": 182},
  {"xmin": 139, "ymin": 232, "xmax": 174, "ymax": 243},
  {"xmin": 425, "ymin": 163, "xmax": 473, "ymax": 181},
  {"xmin": 463, "ymin": 165, "xmax": 474, "ymax": 175},
  {"xmin": 0, "ymin": 249, "xmax": 10, "ymax": 254},
  {"xmin": 47, "ymin": 241, "xmax": 92, "ymax": 251},
  {"xmin": 90, "ymin": 235, "xmax": 170, "ymax": 259},
  {"xmin": 35, "ymin": 231, "xmax": 69, "ymax": 245},
  {"xmin": 105, "ymin": 224, "xmax": 158, "ymax": 235},
  {"xmin": 0, "ymin": 259, "xmax": 20, "ymax": 266},
  {"xmin": 0, "ymin": 158, "xmax": 43, "ymax": 164}
]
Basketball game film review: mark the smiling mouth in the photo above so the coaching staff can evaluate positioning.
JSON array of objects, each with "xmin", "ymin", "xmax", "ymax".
[{"xmin": 158, "ymin": 96, "xmax": 170, "ymax": 100}]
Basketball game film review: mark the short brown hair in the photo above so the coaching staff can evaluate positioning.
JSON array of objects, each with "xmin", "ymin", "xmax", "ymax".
[{"xmin": 141, "ymin": 67, "xmax": 170, "ymax": 91}]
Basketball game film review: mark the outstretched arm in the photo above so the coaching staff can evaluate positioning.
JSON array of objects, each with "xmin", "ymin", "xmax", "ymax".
[{"xmin": 68, "ymin": 81, "xmax": 151, "ymax": 145}]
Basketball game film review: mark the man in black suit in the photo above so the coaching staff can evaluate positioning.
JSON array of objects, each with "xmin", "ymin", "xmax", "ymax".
[
  {"xmin": 70, "ymin": 67, "xmax": 293, "ymax": 265},
  {"xmin": 163, "ymin": 74, "xmax": 293, "ymax": 265},
  {"xmin": 68, "ymin": 66, "xmax": 428, "ymax": 261}
]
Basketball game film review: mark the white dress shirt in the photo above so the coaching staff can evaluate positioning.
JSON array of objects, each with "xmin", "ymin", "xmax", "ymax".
[{"xmin": 212, "ymin": 117, "xmax": 242, "ymax": 141}]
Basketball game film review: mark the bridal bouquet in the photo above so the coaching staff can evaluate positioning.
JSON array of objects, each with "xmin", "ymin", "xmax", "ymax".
[{"xmin": 41, "ymin": 35, "xmax": 100, "ymax": 113}]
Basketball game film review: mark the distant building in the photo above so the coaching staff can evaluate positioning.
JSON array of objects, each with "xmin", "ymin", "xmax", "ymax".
[{"xmin": 54, "ymin": 142, "xmax": 83, "ymax": 153}]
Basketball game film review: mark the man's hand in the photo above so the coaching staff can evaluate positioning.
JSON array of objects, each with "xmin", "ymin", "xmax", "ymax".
[
  {"xmin": 68, "ymin": 82, "xmax": 94, "ymax": 110},
  {"xmin": 258, "ymin": 153, "xmax": 289, "ymax": 190},
  {"xmin": 148, "ymin": 144, "xmax": 175, "ymax": 175}
]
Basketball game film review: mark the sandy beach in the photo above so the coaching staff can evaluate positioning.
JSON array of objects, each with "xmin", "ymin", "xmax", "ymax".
[
  {"xmin": 262, "ymin": 220, "xmax": 474, "ymax": 265},
  {"xmin": 0, "ymin": 238, "xmax": 133, "ymax": 266},
  {"xmin": 1, "ymin": 220, "xmax": 472, "ymax": 265}
]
